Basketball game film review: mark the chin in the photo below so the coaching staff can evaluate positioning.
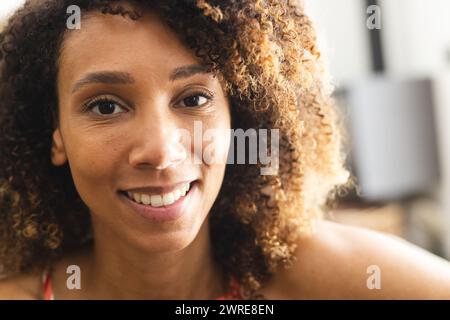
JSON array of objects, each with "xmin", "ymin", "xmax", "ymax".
[{"xmin": 131, "ymin": 228, "xmax": 202, "ymax": 254}]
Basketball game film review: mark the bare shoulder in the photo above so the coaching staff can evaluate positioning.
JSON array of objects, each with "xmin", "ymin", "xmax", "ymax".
[
  {"xmin": 260, "ymin": 220, "xmax": 450, "ymax": 299},
  {"xmin": 0, "ymin": 272, "xmax": 42, "ymax": 300}
]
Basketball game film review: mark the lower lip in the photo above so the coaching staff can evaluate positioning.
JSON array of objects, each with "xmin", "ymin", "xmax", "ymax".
[{"xmin": 118, "ymin": 182, "xmax": 197, "ymax": 222}]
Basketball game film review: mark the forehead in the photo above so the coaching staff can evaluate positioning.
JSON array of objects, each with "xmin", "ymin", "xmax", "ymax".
[{"xmin": 57, "ymin": 10, "xmax": 204, "ymax": 91}]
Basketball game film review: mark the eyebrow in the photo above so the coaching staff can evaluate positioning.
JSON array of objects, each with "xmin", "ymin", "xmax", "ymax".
[
  {"xmin": 71, "ymin": 64, "xmax": 212, "ymax": 94},
  {"xmin": 169, "ymin": 64, "xmax": 211, "ymax": 82},
  {"xmin": 71, "ymin": 71, "xmax": 135, "ymax": 93}
]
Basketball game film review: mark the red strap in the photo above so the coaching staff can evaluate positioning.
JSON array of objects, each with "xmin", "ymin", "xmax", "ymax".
[
  {"xmin": 216, "ymin": 277, "xmax": 242, "ymax": 300},
  {"xmin": 42, "ymin": 269, "xmax": 54, "ymax": 300},
  {"xmin": 42, "ymin": 269, "xmax": 241, "ymax": 300}
]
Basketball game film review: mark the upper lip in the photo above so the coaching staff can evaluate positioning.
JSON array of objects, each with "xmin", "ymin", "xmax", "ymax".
[{"xmin": 121, "ymin": 180, "xmax": 195, "ymax": 195}]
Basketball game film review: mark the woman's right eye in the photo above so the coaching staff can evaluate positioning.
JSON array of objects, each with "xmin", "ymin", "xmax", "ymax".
[{"xmin": 85, "ymin": 97, "xmax": 128, "ymax": 116}]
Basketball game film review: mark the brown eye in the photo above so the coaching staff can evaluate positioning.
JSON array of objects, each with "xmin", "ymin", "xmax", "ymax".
[
  {"xmin": 179, "ymin": 93, "xmax": 211, "ymax": 108},
  {"xmin": 86, "ymin": 98, "xmax": 127, "ymax": 115}
]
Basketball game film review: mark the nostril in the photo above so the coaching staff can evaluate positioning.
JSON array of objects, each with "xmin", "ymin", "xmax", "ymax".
[{"xmin": 128, "ymin": 143, "xmax": 188, "ymax": 169}]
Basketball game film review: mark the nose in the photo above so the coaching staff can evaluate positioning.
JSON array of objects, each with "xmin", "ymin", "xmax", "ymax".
[{"xmin": 128, "ymin": 109, "xmax": 188, "ymax": 170}]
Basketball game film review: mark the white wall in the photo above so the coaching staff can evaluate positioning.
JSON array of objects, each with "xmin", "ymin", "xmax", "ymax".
[
  {"xmin": 0, "ymin": 0, "xmax": 26, "ymax": 21},
  {"xmin": 304, "ymin": 0, "xmax": 372, "ymax": 86},
  {"xmin": 380, "ymin": 0, "xmax": 450, "ymax": 77}
]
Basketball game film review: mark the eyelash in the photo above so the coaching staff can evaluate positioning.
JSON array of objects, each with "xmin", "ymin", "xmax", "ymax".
[
  {"xmin": 82, "ymin": 96, "xmax": 125, "ymax": 115},
  {"xmin": 82, "ymin": 90, "xmax": 215, "ymax": 116}
]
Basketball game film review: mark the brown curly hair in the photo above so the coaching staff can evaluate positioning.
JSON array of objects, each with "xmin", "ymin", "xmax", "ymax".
[{"xmin": 0, "ymin": 0, "xmax": 349, "ymax": 298}]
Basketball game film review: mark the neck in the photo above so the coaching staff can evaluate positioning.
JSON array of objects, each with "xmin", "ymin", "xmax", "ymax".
[{"xmin": 77, "ymin": 218, "xmax": 225, "ymax": 299}]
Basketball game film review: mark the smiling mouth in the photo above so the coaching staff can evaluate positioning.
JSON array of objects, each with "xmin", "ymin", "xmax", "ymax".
[{"xmin": 119, "ymin": 182, "xmax": 194, "ymax": 208}]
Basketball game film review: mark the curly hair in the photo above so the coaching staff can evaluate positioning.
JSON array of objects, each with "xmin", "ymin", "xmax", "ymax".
[{"xmin": 0, "ymin": 0, "xmax": 349, "ymax": 298}]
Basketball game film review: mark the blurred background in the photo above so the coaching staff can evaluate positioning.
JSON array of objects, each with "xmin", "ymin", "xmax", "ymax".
[
  {"xmin": 1, "ymin": 0, "xmax": 449, "ymax": 259},
  {"xmin": 305, "ymin": 0, "xmax": 450, "ymax": 260}
]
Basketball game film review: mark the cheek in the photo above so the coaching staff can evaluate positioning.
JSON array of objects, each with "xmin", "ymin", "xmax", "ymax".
[{"xmin": 65, "ymin": 130, "xmax": 124, "ymax": 202}]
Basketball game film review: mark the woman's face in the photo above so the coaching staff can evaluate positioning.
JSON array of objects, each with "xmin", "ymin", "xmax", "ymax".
[{"xmin": 53, "ymin": 9, "xmax": 231, "ymax": 252}]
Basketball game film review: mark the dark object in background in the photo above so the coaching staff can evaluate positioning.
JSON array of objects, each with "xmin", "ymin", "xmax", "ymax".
[{"xmin": 340, "ymin": 76, "xmax": 440, "ymax": 201}]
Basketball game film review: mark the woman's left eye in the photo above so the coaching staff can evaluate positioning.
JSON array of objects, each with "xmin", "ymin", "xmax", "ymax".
[{"xmin": 178, "ymin": 93, "xmax": 212, "ymax": 108}]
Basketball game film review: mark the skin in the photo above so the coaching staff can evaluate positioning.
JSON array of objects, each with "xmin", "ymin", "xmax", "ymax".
[{"xmin": 1, "ymin": 7, "xmax": 450, "ymax": 299}]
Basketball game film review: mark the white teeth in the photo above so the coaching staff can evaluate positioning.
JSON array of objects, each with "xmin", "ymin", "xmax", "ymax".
[
  {"xmin": 173, "ymin": 189, "xmax": 181, "ymax": 201},
  {"xmin": 150, "ymin": 195, "xmax": 163, "ymax": 207},
  {"xmin": 141, "ymin": 194, "xmax": 151, "ymax": 205},
  {"xmin": 181, "ymin": 183, "xmax": 190, "ymax": 196},
  {"xmin": 162, "ymin": 193, "xmax": 175, "ymax": 206},
  {"xmin": 126, "ymin": 182, "xmax": 192, "ymax": 207}
]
